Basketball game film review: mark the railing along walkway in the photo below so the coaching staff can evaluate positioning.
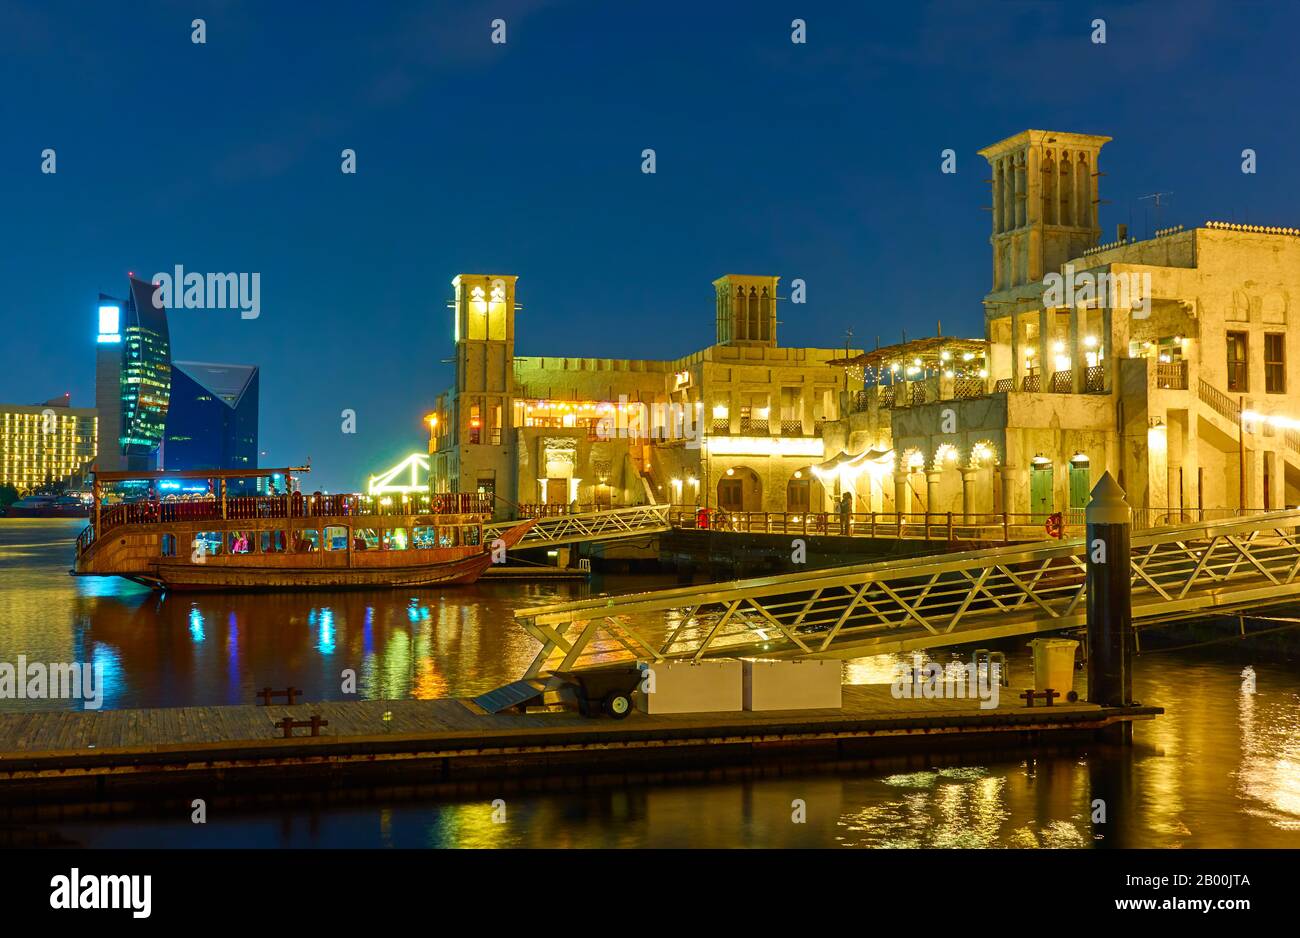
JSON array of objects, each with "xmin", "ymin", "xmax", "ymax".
[
  {"xmin": 484, "ymin": 504, "xmax": 673, "ymax": 548},
  {"xmin": 516, "ymin": 509, "xmax": 1300, "ymax": 674}
]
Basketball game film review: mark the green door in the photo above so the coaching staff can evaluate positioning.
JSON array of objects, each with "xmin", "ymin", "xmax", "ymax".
[
  {"xmin": 1030, "ymin": 465, "xmax": 1054, "ymax": 520},
  {"xmin": 1068, "ymin": 464, "xmax": 1091, "ymax": 510}
]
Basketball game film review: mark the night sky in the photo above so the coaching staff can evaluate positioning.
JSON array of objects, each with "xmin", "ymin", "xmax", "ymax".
[{"xmin": 3, "ymin": 0, "xmax": 1296, "ymax": 492}]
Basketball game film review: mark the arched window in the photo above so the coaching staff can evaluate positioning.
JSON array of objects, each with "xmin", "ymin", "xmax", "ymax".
[
  {"xmin": 760, "ymin": 288, "xmax": 771, "ymax": 341},
  {"xmin": 747, "ymin": 288, "xmax": 759, "ymax": 340}
]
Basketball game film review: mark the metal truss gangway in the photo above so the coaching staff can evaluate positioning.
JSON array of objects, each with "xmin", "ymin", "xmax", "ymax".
[
  {"xmin": 516, "ymin": 508, "xmax": 1300, "ymax": 675},
  {"xmin": 485, "ymin": 503, "xmax": 673, "ymax": 550}
]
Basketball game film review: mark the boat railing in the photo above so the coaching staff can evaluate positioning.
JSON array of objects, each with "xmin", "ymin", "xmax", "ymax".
[{"xmin": 80, "ymin": 491, "xmax": 496, "ymax": 554}]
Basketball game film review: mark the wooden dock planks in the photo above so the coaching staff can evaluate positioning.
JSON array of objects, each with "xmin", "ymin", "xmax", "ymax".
[{"xmin": 0, "ymin": 683, "xmax": 1155, "ymax": 765}]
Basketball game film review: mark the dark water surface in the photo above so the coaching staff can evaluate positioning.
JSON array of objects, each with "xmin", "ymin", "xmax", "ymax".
[{"xmin": 2, "ymin": 520, "xmax": 1298, "ymax": 848}]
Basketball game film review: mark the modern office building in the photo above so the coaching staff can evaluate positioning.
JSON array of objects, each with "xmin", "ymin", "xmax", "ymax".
[
  {"xmin": 0, "ymin": 395, "xmax": 98, "ymax": 493},
  {"xmin": 94, "ymin": 276, "xmax": 172, "ymax": 472},
  {"xmin": 161, "ymin": 361, "xmax": 259, "ymax": 476}
]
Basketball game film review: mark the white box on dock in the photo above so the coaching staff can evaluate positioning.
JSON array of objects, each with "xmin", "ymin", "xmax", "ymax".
[
  {"xmin": 743, "ymin": 659, "xmax": 842, "ymax": 711},
  {"xmin": 638, "ymin": 659, "xmax": 743, "ymax": 714}
]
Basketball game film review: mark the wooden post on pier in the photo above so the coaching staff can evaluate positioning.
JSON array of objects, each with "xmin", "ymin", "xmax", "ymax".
[{"xmin": 1085, "ymin": 471, "xmax": 1134, "ymax": 743}]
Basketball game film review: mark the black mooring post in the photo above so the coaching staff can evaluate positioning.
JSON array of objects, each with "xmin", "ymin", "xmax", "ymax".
[{"xmin": 1085, "ymin": 472, "xmax": 1133, "ymax": 743}]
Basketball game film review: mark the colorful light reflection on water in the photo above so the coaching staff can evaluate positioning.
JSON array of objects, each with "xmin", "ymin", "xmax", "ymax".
[{"xmin": 3, "ymin": 520, "xmax": 1299, "ymax": 847}]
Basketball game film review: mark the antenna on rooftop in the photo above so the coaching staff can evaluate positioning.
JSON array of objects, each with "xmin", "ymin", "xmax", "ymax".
[{"xmin": 1139, "ymin": 191, "xmax": 1173, "ymax": 238}]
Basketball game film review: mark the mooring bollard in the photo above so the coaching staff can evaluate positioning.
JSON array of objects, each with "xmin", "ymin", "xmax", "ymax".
[
  {"xmin": 274, "ymin": 715, "xmax": 329, "ymax": 738},
  {"xmin": 255, "ymin": 686, "xmax": 302, "ymax": 706},
  {"xmin": 1085, "ymin": 472, "xmax": 1134, "ymax": 742}
]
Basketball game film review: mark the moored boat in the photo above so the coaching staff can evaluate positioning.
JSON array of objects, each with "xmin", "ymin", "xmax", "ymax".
[
  {"xmin": 5, "ymin": 494, "xmax": 91, "ymax": 518},
  {"xmin": 72, "ymin": 466, "xmax": 533, "ymax": 592}
]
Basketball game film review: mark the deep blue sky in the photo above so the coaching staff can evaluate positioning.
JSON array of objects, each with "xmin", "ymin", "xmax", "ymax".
[{"xmin": 3, "ymin": 0, "xmax": 1296, "ymax": 491}]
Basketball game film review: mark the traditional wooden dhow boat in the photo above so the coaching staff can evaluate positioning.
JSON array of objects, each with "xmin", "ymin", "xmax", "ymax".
[{"xmin": 72, "ymin": 466, "xmax": 533, "ymax": 591}]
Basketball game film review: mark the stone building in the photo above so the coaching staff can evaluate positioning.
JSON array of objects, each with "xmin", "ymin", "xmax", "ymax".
[
  {"xmin": 428, "ymin": 273, "xmax": 857, "ymax": 515},
  {"xmin": 825, "ymin": 128, "xmax": 1300, "ymax": 526}
]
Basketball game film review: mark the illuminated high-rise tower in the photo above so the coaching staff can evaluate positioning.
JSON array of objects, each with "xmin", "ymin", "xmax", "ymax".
[{"xmin": 94, "ymin": 276, "xmax": 172, "ymax": 472}]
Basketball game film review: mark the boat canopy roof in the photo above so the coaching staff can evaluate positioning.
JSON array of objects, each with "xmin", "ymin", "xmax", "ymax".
[{"xmin": 92, "ymin": 466, "xmax": 309, "ymax": 483}]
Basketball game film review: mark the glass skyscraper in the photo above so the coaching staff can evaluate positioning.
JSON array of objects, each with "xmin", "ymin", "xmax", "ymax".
[
  {"xmin": 94, "ymin": 276, "xmax": 171, "ymax": 471},
  {"xmin": 162, "ymin": 362, "xmax": 259, "ymax": 479}
]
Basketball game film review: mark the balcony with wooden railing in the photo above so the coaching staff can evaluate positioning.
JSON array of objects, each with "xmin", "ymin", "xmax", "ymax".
[{"xmin": 1156, "ymin": 361, "xmax": 1188, "ymax": 390}]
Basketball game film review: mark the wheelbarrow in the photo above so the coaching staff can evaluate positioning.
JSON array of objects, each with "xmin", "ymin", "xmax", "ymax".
[{"xmin": 550, "ymin": 664, "xmax": 643, "ymax": 719}]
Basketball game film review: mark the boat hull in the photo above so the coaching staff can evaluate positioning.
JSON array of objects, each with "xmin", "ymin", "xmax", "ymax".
[
  {"xmin": 74, "ymin": 517, "xmax": 536, "ymax": 593},
  {"xmin": 140, "ymin": 551, "xmax": 494, "ymax": 591}
]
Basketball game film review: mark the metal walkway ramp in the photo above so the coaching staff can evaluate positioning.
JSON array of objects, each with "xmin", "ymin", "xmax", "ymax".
[
  {"xmin": 485, "ymin": 504, "xmax": 672, "ymax": 549},
  {"xmin": 515, "ymin": 509, "xmax": 1300, "ymax": 675}
]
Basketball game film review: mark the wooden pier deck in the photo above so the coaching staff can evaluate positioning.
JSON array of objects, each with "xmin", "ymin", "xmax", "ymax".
[{"xmin": 0, "ymin": 686, "xmax": 1160, "ymax": 803}]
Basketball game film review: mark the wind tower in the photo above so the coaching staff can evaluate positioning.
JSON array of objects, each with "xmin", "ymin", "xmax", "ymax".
[{"xmin": 979, "ymin": 130, "xmax": 1110, "ymax": 291}]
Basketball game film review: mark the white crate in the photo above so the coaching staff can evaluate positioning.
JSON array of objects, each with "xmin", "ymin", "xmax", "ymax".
[
  {"xmin": 743, "ymin": 659, "xmax": 842, "ymax": 711},
  {"xmin": 637, "ymin": 659, "xmax": 743, "ymax": 714}
]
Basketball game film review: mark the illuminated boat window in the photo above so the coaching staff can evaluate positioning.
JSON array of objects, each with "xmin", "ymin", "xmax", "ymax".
[{"xmin": 193, "ymin": 532, "xmax": 223, "ymax": 557}]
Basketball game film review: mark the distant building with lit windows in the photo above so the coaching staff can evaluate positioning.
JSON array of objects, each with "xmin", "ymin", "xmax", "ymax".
[
  {"xmin": 0, "ymin": 395, "xmax": 97, "ymax": 493},
  {"xmin": 429, "ymin": 273, "xmax": 858, "ymax": 515},
  {"xmin": 94, "ymin": 276, "xmax": 171, "ymax": 472}
]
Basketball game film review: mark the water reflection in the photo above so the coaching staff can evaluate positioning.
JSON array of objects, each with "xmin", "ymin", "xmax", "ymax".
[
  {"xmin": 0, "ymin": 520, "xmax": 648, "ymax": 709},
  {"xmin": 3, "ymin": 520, "xmax": 1300, "ymax": 847}
]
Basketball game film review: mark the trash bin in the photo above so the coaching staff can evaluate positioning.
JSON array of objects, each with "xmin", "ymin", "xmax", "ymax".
[{"xmin": 1028, "ymin": 638, "xmax": 1078, "ymax": 695}]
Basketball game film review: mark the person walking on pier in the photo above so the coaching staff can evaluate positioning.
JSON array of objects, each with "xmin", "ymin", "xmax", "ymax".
[{"xmin": 839, "ymin": 491, "xmax": 853, "ymax": 535}]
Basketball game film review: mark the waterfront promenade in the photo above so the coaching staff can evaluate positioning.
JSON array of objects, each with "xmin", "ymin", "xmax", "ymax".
[{"xmin": 0, "ymin": 686, "xmax": 1160, "ymax": 803}]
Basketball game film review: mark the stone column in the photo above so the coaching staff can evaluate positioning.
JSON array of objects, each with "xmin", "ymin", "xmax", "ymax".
[
  {"xmin": 993, "ymin": 160, "xmax": 1004, "ymax": 235},
  {"xmin": 1102, "ymin": 305, "xmax": 1115, "ymax": 393},
  {"xmin": 960, "ymin": 466, "xmax": 979, "ymax": 522},
  {"xmin": 893, "ymin": 472, "xmax": 909, "ymax": 517},
  {"xmin": 1013, "ymin": 154, "xmax": 1025, "ymax": 229},
  {"xmin": 1001, "ymin": 465, "xmax": 1027, "ymax": 516},
  {"xmin": 1074, "ymin": 152, "xmax": 1086, "ymax": 228},
  {"xmin": 926, "ymin": 469, "xmax": 943, "ymax": 517},
  {"xmin": 1044, "ymin": 149, "xmax": 1057, "ymax": 226},
  {"xmin": 1037, "ymin": 307, "xmax": 1051, "ymax": 390},
  {"xmin": 1148, "ymin": 415, "xmax": 1169, "ymax": 518},
  {"xmin": 1070, "ymin": 302, "xmax": 1084, "ymax": 393},
  {"xmin": 1269, "ymin": 450, "xmax": 1285, "ymax": 512},
  {"xmin": 1001, "ymin": 158, "xmax": 1012, "ymax": 233},
  {"xmin": 1010, "ymin": 311, "xmax": 1022, "ymax": 390},
  {"xmin": 1026, "ymin": 148, "xmax": 1043, "ymax": 281}
]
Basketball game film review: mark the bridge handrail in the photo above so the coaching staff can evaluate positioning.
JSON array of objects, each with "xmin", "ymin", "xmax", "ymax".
[
  {"xmin": 486, "ymin": 503, "xmax": 672, "ymax": 539},
  {"xmin": 514, "ymin": 507, "xmax": 1300, "ymax": 624}
]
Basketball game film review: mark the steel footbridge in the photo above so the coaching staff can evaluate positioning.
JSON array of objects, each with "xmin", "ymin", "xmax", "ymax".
[
  {"xmin": 515, "ymin": 508, "xmax": 1300, "ymax": 675},
  {"xmin": 485, "ymin": 504, "xmax": 672, "ymax": 550}
]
